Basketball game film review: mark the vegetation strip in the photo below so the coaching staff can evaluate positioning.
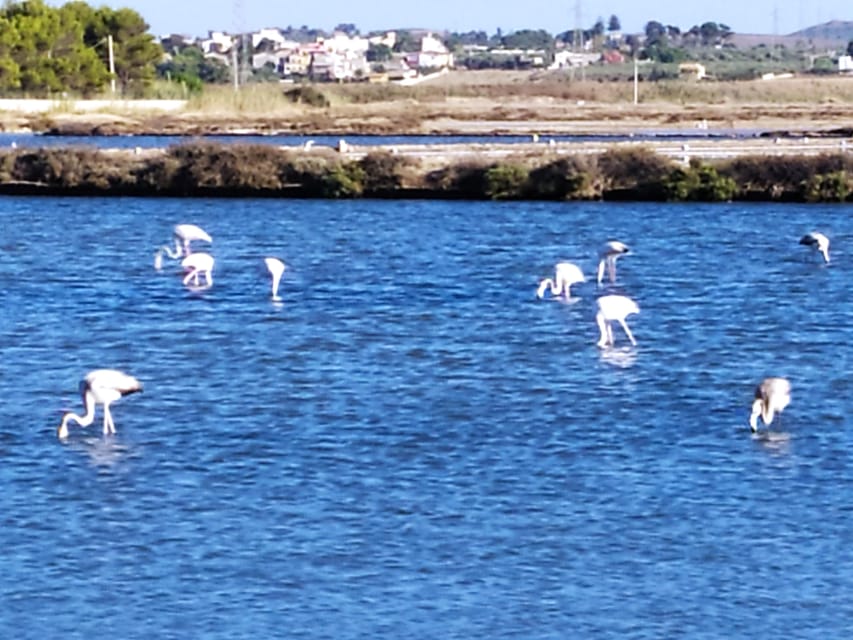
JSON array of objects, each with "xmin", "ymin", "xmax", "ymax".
[{"xmin": 0, "ymin": 143, "xmax": 849, "ymax": 202}]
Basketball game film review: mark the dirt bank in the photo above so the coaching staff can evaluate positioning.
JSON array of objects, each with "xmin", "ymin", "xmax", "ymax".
[{"xmin": 23, "ymin": 100, "xmax": 852, "ymax": 138}]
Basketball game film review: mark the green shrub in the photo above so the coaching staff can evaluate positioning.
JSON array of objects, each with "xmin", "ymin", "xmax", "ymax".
[
  {"xmin": 664, "ymin": 162, "xmax": 737, "ymax": 201},
  {"xmin": 283, "ymin": 85, "xmax": 330, "ymax": 108},
  {"xmin": 526, "ymin": 157, "xmax": 589, "ymax": 199},
  {"xmin": 719, "ymin": 153, "xmax": 853, "ymax": 200},
  {"xmin": 166, "ymin": 142, "xmax": 286, "ymax": 192},
  {"xmin": 358, "ymin": 151, "xmax": 410, "ymax": 193},
  {"xmin": 598, "ymin": 147, "xmax": 672, "ymax": 199},
  {"xmin": 133, "ymin": 156, "xmax": 181, "ymax": 193},
  {"xmin": 804, "ymin": 171, "xmax": 850, "ymax": 202},
  {"xmin": 424, "ymin": 162, "xmax": 489, "ymax": 196},
  {"xmin": 320, "ymin": 162, "xmax": 365, "ymax": 197},
  {"xmin": 484, "ymin": 164, "xmax": 528, "ymax": 199},
  {"xmin": 5, "ymin": 148, "xmax": 135, "ymax": 190}
]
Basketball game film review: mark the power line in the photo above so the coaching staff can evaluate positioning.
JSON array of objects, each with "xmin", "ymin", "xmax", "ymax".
[
  {"xmin": 573, "ymin": 0, "xmax": 583, "ymax": 51},
  {"xmin": 233, "ymin": 0, "xmax": 249, "ymax": 88}
]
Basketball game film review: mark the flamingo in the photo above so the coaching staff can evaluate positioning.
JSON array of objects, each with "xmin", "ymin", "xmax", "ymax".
[
  {"xmin": 597, "ymin": 240, "xmax": 630, "ymax": 285},
  {"xmin": 182, "ymin": 252, "xmax": 215, "ymax": 287},
  {"xmin": 264, "ymin": 257, "xmax": 286, "ymax": 301},
  {"xmin": 58, "ymin": 369, "xmax": 143, "ymax": 438},
  {"xmin": 749, "ymin": 377, "xmax": 791, "ymax": 432},
  {"xmin": 596, "ymin": 294, "xmax": 639, "ymax": 347},
  {"xmin": 155, "ymin": 224, "xmax": 213, "ymax": 269},
  {"xmin": 799, "ymin": 232, "xmax": 830, "ymax": 263},
  {"xmin": 537, "ymin": 261, "xmax": 585, "ymax": 299}
]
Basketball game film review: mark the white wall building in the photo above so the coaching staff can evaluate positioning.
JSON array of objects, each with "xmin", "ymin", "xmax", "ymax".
[{"xmin": 201, "ymin": 31, "xmax": 234, "ymax": 54}]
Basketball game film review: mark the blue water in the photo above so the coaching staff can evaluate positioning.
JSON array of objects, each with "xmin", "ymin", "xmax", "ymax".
[
  {"xmin": 0, "ymin": 129, "xmax": 760, "ymax": 150},
  {"xmin": 0, "ymin": 197, "xmax": 851, "ymax": 638}
]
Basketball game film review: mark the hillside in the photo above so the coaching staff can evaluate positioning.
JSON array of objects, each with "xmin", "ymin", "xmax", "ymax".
[{"xmin": 789, "ymin": 20, "xmax": 853, "ymax": 43}]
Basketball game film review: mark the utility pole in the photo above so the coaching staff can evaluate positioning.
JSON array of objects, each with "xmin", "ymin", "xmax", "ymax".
[
  {"xmin": 633, "ymin": 56, "xmax": 638, "ymax": 105},
  {"xmin": 232, "ymin": 45, "xmax": 239, "ymax": 91},
  {"xmin": 107, "ymin": 34, "xmax": 116, "ymax": 95},
  {"xmin": 233, "ymin": 0, "xmax": 247, "ymax": 90},
  {"xmin": 772, "ymin": 5, "xmax": 779, "ymax": 52},
  {"xmin": 573, "ymin": 0, "xmax": 583, "ymax": 52}
]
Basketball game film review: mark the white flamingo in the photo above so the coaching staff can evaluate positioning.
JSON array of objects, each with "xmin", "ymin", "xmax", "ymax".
[
  {"xmin": 58, "ymin": 369, "xmax": 143, "ymax": 438},
  {"xmin": 264, "ymin": 257, "xmax": 286, "ymax": 301},
  {"xmin": 596, "ymin": 294, "xmax": 639, "ymax": 347},
  {"xmin": 155, "ymin": 224, "xmax": 212, "ymax": 269},
  {"xmin": 799, "ymin": 231, "xmax": 830, "ymax": 263},
  {"xmin": 749, "ymin": 377, "xmax": 791, "ymax": 432},
  {"xmin": 597, "ymin": 240, "xmax": 630, "ymax": 285},
  {"xmin": 182, "ymin": 252, "xmax": 215, "ymax": 287},
  {"xmin": 537, "ymin": 262, "xmax": 585, "ymax": 299}
]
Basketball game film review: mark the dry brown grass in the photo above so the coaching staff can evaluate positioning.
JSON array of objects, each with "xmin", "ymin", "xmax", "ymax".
[{"xmin": 14, "ymin": 70, "xmax": 853, "ymax": 136}]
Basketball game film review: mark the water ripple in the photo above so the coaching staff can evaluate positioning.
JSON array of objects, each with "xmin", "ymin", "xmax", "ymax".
[{"xmin": 0, "ymin": 198, "xmax": 851, "ymax": 638}]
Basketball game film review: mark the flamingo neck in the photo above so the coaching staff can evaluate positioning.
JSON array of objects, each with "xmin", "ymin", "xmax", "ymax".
[
  {"xmin": 537, "ymin": 278, "xmax": 556, "ymax": 298},
  {"xmin": 749, "ymin": 399, "xmax": 763, "ymax": 432},
  {"xmin": 58, "ymin": 393, "xmax": 96, "ymax": 437},
  {"xmin": 595, "ymin": 312, "xmax": 609, "ymax": 347},
  {"xmin": 271, "ymin": 273, "xmax": 282, "ymax": 300},
  {"xmin": 161, "ymin": 243, "xmax": 182, "ymax": 259},
  {"xmin": 550, "ymin": 279, "xmax": 562, "ymax": 296}
]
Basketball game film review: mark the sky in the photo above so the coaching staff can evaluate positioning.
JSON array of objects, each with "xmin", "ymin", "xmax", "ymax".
[{"xmin": 100, "ymin": 0, "xmax": 849, "ymax": 38}]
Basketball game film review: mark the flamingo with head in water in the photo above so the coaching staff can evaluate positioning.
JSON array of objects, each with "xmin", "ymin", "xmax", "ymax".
[
  {"xmin": 597, "ymin": 240, "xmax": 630, "ymax": 285},
  {"xmin": 537, "ymin": 261, "xmax": 586, "ymax": 299},
  {"xmin": 799, "ymin": 231, "xmax": 830, "ymax": 263},
  {"xmin": 182, "ymin": 252, "xmax": 215, "ymax": 288},
  {"xmin": 58, "ymin": 369, "xmax": 143, "ymax": 438},
  {"xmin": 749, "ymin": 377, "xmax": 791, "ymax": 432},
  {"xmin": 155, "ymin": 224, "xmax": 213, "ymax": 269},
  {"xmin": 264, "ymin": 257, "xmax": 286, "ymax": 301},
  {"xmin": 595, "ymin": 294, "xmax": 639, "ymax": 347}
]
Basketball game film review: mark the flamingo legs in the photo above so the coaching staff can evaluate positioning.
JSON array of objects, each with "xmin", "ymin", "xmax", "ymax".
[
  {"xmin": 597, "ymin": 256, "xmax": 618, "ymax": 285},
  {"xmin": 182, "ymin": 268, "xmax": 213, "ymax": 287},
  {"xmin": 619, "ymin": 318, "xmax": 637, "ymax": 346},
  {"xmin": 596, "ymin": 312, "xmax": 637, "ymax": 347},
  {"xmin": 103, "ymin": 402, "xmax": 115, "ymax": 434}
]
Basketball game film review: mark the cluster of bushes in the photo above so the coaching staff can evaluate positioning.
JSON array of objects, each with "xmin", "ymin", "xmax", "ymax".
[
  {"xmin": 282, "ymin": 86, "xmax": 331, "ymax": 108},
  {"xmin": 0, "ymin": 143, "xmax": 849, "ymax": 202}
]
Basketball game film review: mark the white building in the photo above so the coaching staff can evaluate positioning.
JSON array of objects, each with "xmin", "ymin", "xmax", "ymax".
[
  {"xmin": 550, "ymin": 50, "xmax": 599, "ymax": 68},
  {"xmin": 322, "ymin": 32, "xmax": 370, "ymax": 55},
  {"xmin": 404, "ymin": 33, "xmax": 453, "ymax": 69},
  {"xmin": 251, "ymin": 28, "xmax": 287, "ymax": 50},
  {"xmin": 201, "ymin": 31, "xmax": 234, "ymax": 55}
]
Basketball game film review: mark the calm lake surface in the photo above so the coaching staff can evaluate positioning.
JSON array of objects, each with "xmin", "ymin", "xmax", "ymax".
[{"xmin": 0, "ymin": 197, "xmax": 851, "ymax": 638}]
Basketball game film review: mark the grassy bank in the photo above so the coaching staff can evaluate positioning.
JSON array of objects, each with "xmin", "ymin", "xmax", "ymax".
[
  {"xmin": 0, "ymin": 142, "xmax": 850, "ymax": 202},
  {"xmin": 6, "ymin": 71, "xmax": 853, "ymax": 137},
  {"xmin": 187, "ymin": 74, "xmax": 853, "ymax": 109}
]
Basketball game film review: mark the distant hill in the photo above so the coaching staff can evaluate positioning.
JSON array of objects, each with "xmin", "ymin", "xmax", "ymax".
[
  {"xmin": 730, "ymin": 20, "xmax": 851, "ymax": 49},
  {"xmin": 788, "ymin": 20, "xmax": 853, "ymax": 43}
]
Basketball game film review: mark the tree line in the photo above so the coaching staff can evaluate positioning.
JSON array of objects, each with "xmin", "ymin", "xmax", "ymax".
[{"xmin": 0, "ymin": 0, "xmax": 161, "ymax": 96}]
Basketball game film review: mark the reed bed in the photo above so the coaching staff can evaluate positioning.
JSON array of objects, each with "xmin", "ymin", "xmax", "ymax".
[{"xmin": 185, "ymin": 74, "xmax": 853, "ymax": 115}]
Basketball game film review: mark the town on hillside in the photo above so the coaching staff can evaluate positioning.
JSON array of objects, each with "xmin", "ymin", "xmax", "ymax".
[
  {"xmin": 159, "ymin": 20, "xmax": 853, "ymax": 86},
  {"xmin": 0, "ymin": 0, "xmax": 850, "ymax": 98}
]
